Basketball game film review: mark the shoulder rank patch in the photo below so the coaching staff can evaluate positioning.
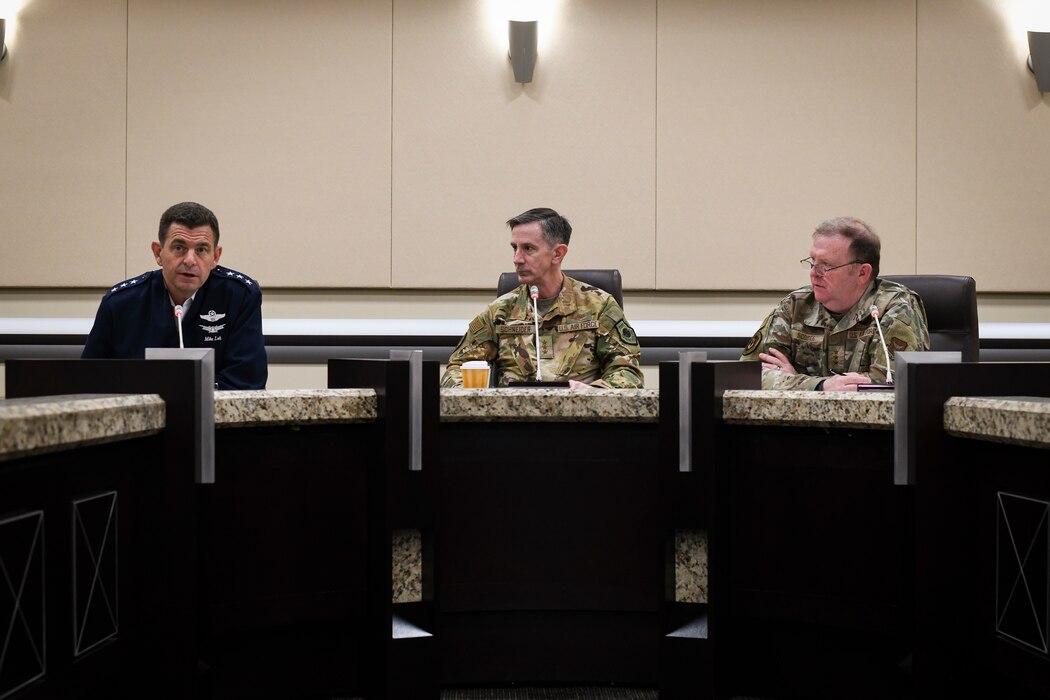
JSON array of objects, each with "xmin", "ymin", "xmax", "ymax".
[
  {"xmin": 742, "ymin": 330, "xmax": 762, "ymax": 356},
  {"xmin": 215, "ymin": 266, "xmax": 257, "ymax": 287},
  {"xmin": 108, "ymin": 272, "xmax": 151, "ymax": 295},
  {"xmin": 617, "ymin": 320, "xmax": 637, "ymax": 344}
]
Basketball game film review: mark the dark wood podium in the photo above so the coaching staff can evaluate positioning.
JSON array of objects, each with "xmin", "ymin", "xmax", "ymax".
[
  {"xmin": 4, "ymin": 356, "xmax": 437, "ymax": 699},
  {"xmin": 328, "ymin": 357, "xmax": 439, "ymax": 699},
  {"xmin": 658, "ymin": 358, "xmax": 762, "ymax": 700},
  {"xmin": 429, "ymin": 359, "xmax": 760, "ymax": 690},
  {"xmin": 663, "ymin": 360, "xmax": 911, "ymax": 700},
  {"xmin": 5, "ymin": 358, "xmax": 210, "ymax": 697},
  {"xmin": 900, "ymin": 360, "xmax": 1050, "ymax": 698}
]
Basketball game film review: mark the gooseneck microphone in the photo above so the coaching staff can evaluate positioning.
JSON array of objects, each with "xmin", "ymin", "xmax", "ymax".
[
  {"xmin": 530, "ymin": 285, "xmax": 542, "ymax": 381},
  {"xmin": 174, "ymin": 304, "xmax": 185, "ymax": 349},
  {"xmin": 869, "ymin": 305, "xmax": 893, "ymax": 384}
]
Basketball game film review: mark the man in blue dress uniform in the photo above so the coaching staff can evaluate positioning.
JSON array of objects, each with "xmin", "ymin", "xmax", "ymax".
[{"xmin": 82, "ymin": 201, "xmax": 267, "ymax": 389}]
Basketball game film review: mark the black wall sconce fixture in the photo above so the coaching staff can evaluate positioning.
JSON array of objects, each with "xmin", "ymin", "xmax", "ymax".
[
  {"xmin": 509, "ymin": 19, "xmax": 537, "ymax": 83},
  {"xmin": 1028, "ymin": 31, "xmax": 1050, "ymax": 92}
]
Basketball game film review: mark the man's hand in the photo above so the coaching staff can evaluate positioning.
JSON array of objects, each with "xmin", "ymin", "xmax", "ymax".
[
  {"xmin": 821, "ymin": 372, "xmax": 870, "ymax": 392},
  {"xmin": 568, "ymin": 380, "xmax": 595, "ymax": 389},
  {"xmin": 759, "ymin": 347, "xmax": 796, "ymax": 374}
]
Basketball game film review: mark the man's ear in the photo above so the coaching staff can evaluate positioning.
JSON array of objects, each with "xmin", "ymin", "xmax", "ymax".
[
  {"xmin": 858, "ymin": 262, "xmax": 874, "ymax": 283},
  {"xmin": 552, "ymin": 243, "xmax": 568, "ymax": 265},
  {"xmin": 151, "ymin": 241, "xmax": 163, "ymax": 265}
]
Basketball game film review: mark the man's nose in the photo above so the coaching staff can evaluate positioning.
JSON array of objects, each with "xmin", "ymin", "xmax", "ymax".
[
  {"xmin": 513, "ymin": 248, "xmax": 525, "ymax": 264},
  {"xmin": 184, "ymin": 249, "xmax": 199, "ymax": 265}
]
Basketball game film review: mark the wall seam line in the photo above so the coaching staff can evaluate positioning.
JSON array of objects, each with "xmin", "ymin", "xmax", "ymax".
[
  {"xmin": 914, "ymin": 0, "xmax": 919, "ymax": 274},
  {"xmin": 389, "ymin": 0, "xmax": 395, "ymax": 289},
  {"xmin": 125, "ymin": 0, "xmax": 130, "ymax": 279},
  {"xmin": 653, "ymin": 0, "xmax": 659, "ymax": 291}
]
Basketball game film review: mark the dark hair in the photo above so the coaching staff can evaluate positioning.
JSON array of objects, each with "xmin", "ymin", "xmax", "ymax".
[
  {"xmin": 158, "ymin": 202, "xmax": 220, "ymax": 245},
  {"xmin": 813, "ymin": 216, "xmax": 881, "ymax": 278},
  {"xmin": 506, "ymin": 207, "xmax": 572, "ymax": 247}
]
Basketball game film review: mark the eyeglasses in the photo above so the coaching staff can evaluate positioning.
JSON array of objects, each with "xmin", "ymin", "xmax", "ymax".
[{"xmin": 800, "ymin": 257, "xmax": 863, "ymax": 277}]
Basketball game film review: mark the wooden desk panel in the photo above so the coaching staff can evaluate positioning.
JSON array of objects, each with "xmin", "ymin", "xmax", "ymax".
[
  {"xmin": 965, "ymin": 437, "xmax": 1050, "ymax": 698},
  {"xmin": 433, "ymin": 420, "xmax": 664, "ymax": 685},
  {"xmin": 195, "ymin": 423, "xmax": 375, "ymax": 698},
  {"xmin": 713, "ymin": 423, "xmax": 913, "ymax": 700},
  {"xmin": 0, "ymin": 439, "xmax": 147, "ymax": 699}
]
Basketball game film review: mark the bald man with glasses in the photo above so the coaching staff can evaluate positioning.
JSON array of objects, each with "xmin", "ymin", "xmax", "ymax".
[{"xmin": 740, "ymin": 216, "xmax": 930, "ymax": 391}]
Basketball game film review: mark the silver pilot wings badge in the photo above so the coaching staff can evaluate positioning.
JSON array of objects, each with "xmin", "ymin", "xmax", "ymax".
[{"xmin": 199, "ymin": 310, "xmax": 226, "ymax": 334}]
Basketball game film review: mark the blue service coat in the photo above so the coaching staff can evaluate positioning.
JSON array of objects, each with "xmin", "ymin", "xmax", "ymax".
[{"xmin": 82, "ymin": 266, "xmax": 268, "ymax": 389}]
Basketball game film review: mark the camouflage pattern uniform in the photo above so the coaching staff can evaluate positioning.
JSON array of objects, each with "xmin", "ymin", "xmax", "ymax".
[
  {"xmin": 739, "ymin": 278, "xmax": 930, "ymax": 390},
  {"xmin": 441, "ymin": 275, "xmax": 644, "ymax": 388}
]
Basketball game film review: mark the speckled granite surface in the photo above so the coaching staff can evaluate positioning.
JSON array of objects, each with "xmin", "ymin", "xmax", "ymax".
[
  {"xmin": 214, "ymin": 389, "xmax": 377, "ymax": 427},
  {"xmin": 0, "ymin": 393, "xmax": 165, "ymax": 461},
  {"xmin": 440, "ymin": 388, "xmax": 659, "ymax": 423},
  {"xmin": 722, "ymin": 389, "xmax": 895, "ymax": 429},
  {"xmin": 944, "ymin": 396, "xmax": 1050, "ymax": 450},
  {"xmin": 392, "ymin": 529, "xmax": 423, "ymax": 603},
  {"xmin": 389, "ymin": 529, "xmax": 703, "ymax": 606},
  {"xmin": 676, "ymin": 529, "xmax": 708, "ymax": 604}
]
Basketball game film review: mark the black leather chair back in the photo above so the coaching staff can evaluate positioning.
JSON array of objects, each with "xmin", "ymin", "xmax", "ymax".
[
  {"xmin": 496, "ymin": 269, "xmax": 624, "ymax": 308},
  {"xmin": 882, "ymin": 274, "xmax": 979, "ymax": 362}
]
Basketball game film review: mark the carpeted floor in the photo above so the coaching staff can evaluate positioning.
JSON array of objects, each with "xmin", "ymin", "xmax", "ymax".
[
  {"xmin": 331, "ymin": 689, "xmax": 769, "ymax": 699},
  {"xmin": 440, "ymin": 688, "xmax": 658, "ymax": 700},
  {"xmin": 328, "ymin": 689, "xmax": 659, "ymax": 700}
]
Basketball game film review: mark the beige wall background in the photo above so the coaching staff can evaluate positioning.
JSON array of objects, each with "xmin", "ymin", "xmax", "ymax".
[
  {"xmin": 1, "ymin": 0, "xmax": 1049, "ymax": 293},
  {"xmin": 1, "ymin": 0, "xmax": 1049, "ymax": 391}
]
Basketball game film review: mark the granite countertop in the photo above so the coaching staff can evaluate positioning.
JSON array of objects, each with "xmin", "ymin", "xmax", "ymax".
[
  {"xmin": 214, "ymin": 389, "xmax": 378, "ymax": 427},
  {"xmin": 2, "ymin": 386, "xmax": 903, "ymax": 447},
  {"xmin": 0, "ymin": 393, "xmax": 165, "ymax": 461},
  {"xmin": 722, "ymin": 389, "xmax": 895, "ymax": 429},
  {"xmin": 944, "ymin": 396, "xmax": 1050, "ymax": 450},
  {"xmin": 440, "ymin": 388, "xmax": 660, "ymax": 423}
]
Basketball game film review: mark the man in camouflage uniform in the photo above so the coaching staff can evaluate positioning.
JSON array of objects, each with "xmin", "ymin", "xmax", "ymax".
[
  {"xmin": 740, "ymin": 216, "xmax": 929, "ymax": 391},
  {"xmin": 441, "ymin": 208, "xmax": 643, "ymax": 388}
]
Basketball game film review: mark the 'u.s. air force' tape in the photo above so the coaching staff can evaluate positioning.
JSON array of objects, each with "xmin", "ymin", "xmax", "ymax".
[{"xmin": 557, "ymin": 320, "xmax": 599, "ymax": 333}]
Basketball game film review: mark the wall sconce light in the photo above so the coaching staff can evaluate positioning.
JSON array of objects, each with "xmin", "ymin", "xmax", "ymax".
[
  {"xmin": 508, "ymin": 19, "xmax": 537, "ymax": 83},
  {"xmin": 0, "ymin": 18, "xmax": 8, "ymax": 62},
  {"xmin": 1028, "ymin": 31, "xmax": 1050, "ymax": 92}
]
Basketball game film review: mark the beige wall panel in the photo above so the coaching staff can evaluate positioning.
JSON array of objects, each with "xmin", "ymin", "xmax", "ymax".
[
  {"xmin": 657, "ymin": 0, "xmax": 917, "ymax": 291},
  {"xmin": 126, "ymin": 0, "xmax": 392, "ymax": 287},
  {"xmin": 917, "ymin": 0, "xmax": 1050, "ymax": 292},
  {"xmin": 391, "ymin": 0, "xmax": 657, "ymax": 290},
  {"xmin": 0, "ymin": 0, "xmax": 127, "ymax": 287}
]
